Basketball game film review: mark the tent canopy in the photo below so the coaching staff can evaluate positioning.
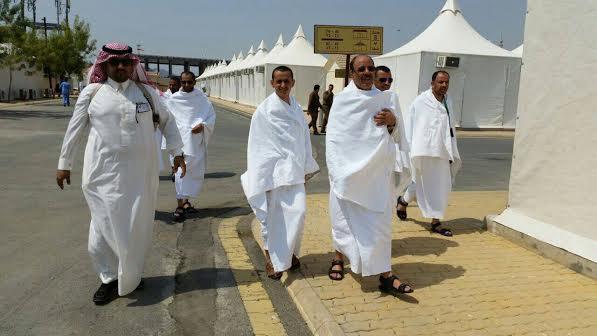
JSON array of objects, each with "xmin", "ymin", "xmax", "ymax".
[
  {"xmin": 265, "ymin": 25, "xmax": 327, "ymax": 67},
  {"xmin": 377, "ymin": 0, "xmax": 516, "ymax": 58}
]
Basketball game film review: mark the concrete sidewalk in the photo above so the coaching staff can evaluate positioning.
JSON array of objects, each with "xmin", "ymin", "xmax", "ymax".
[
  {"xmin": 250, "ymin": 191, "xmax": 597, "ymax": 336},
  {"xmin": 0, "ymin": 98, "xmax": 62, "ymax": 109}
]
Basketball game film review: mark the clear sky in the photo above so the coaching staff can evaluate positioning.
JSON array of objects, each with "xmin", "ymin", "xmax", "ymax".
[{"xmin": 30, "ymin": 0, "xmax": 527, "ymax": 60}]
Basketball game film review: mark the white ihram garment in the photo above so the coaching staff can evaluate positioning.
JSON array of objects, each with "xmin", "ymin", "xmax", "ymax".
[
  {"xmin": 241, "ymin": 93, "xmax": 319, "ymax": 272},
  {"xmin": 326, "ymin": 81, "xmax": 401, "ymax": 276},
  {"xmin": 167, "ymin": 89, "xmax": 216, "ymax": 199},
  {"xmin": 58, "ymin": 78, "xmax": 183, "ymax": 295},
  {"xmin": 408, "ymin": 89, "xmax": 461, "ymax": 219}
]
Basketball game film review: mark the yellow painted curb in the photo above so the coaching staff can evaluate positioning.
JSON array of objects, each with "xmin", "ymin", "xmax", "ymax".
[
  {"xmin": 219, "ymin": 216, "xmax": 287, "ymax": 336},
  {"xmin": 250, "ymin": 218, "xmax": 346, "ymax": 336}
]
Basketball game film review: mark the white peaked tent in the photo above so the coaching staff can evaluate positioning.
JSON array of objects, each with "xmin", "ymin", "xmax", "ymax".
[
  {"xmin": 243, "ymin": 40, "xmax": 269, "ymax": 106},
  {"xmin": 375, "ymin": 0, "xmax": 521, "ymax": 128},
  {"xmin": 493, "ymin": 0, "xmax": 597, "ymax": 266},
  {"xmin": 238, "ymin": 45, "xmax": 256, "ymax": 105},
  {"xmin": 262, "ymin": 25, "xmax": 328, "ymax": 108},
  {"xmin": 264, "ymin": 34, "xmax": 285, "ymax": 61},
  {"xmin": 512, "ymin": 44, "xmax": 524, "ymax": 57},
  {"xmin": 222, "ymin": 52, "xmax": 243, "ymax": 101}
]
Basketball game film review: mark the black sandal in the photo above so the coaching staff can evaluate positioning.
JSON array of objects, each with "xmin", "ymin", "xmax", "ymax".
[
  {"xmin": 182, "ymin": 201, "xmax": 197, "ymax": 214},
  {"xmin": 328, "ymin": 259, "xmax": 345, "ymax": 281},
  {"xmin": 265, "ymin": 260, "xmax": 283, "ymax": 280},
  {"xmin": 431, "ymin": 222, "xmax": 453, "ymax": 237},
  {"xmin": 173, "ymin": 207, "xmax": 186, "ymax": 222},
  {"xmin": 379, "ymin": 275, "xmax": 414, "ymax": 294},
  {"xmin": 396, "ymin": 196, "xmax": 408, "ymax": 220},
  {"xmin": 289, "ymin": 254, "xmax": 301, "ymax": 271}
]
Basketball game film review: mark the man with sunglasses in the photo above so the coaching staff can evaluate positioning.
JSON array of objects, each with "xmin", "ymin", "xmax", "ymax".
[
  {"xmin": 56, "ymin": 43, "xmax": 186, "ymax": 305},
  {"xmin": 326, "ymin": 55, "xmax": 413, "ymax": 296},
  {"xmin": 374, "ymin": 65, "xmax": 393, "ymax": 92},
  {"xmin": 166, "ymin": 71, "xmax": 216, "ymax": 222},
  {"xmin": 374, "ymin": 66, "xmax": 413, "ymax": 219}
]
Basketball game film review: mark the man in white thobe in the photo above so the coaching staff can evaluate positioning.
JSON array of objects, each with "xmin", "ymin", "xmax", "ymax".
[
  {"xmin": 241, "ymin": 66, "xmax": 319, "ymax": 279},
  {"xmin": 167, "ymin": 71, "xmax": 216, "ymax": 221},
  {"xmin": 373, "ymin": 65, "xmax": 412, "ymax": 219},
  {"xmin": 326, "ymin": 55, "xmax": 413, "ymax": 295},
  {"xmin": 56, "ymin": 43, "xmax": 186, "ymax": 305},
  {"xmin": 397, "ymin": 70, "xmax": 461, "ymax": 236},
  {"xmin": 155, "ymin": 76, "xmax": 181, "ymax": 173}
]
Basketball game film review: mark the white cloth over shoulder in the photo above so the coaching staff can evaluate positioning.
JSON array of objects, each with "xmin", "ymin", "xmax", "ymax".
[
  {"xmin": 326, "ymin": 81, "xmax": 398, "ymax": 276},
  {"xmin": 167, "ymin": 89, "xmax": 216, "ymax": 199},
  {"xmin": 388, "ymin": 92, "xmax": 410, "ymax": 173},
  {"xmin": 57, "ymin": 78, "xmax": 183, "ymax": 295},
  {"xmin": 166, "ymin": 89, "xmax": 216, "ymax": 155},
  {"xmin": 326, "ymin": 81, "xmax": 398, "ymax": 212},
  {"xmin": 241, "ymin": 93, "xmax": 319, "ymax": 222},
  {"xmin": 408, "ymin": 89, "xmax": 461, "ymax": 179},
  {"xmin": 407, "ymin": 89, "xmax": 462, "ymax": 219}
]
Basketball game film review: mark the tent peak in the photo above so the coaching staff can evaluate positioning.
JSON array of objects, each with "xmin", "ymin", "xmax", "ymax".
[
  {"xmin": 275, "ymin": 33, "xmax": 284, "ymax": 46},
  {"xmin": 237, "ymin": 51, "xmax": 244, "ymax": 59},
  {"xmin": 257, "ymin": 40, "xmax": 267, "ymax": 51},
  {"xmin": 294, "ymin": 24, "xmax": 306, "ymax": 39},
  {"xmin": 440, "ymin": 0, "xmax": 461, "ymax": 15},
  {"xmin": 248, "ymin": 45, "xmax": 255, "ymax": 55}
]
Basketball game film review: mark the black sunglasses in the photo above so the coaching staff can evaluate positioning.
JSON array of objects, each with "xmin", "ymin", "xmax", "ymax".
[
  {"xmin": 180, "ymin": 80, "xmax": 194, "ymax": 84},
  {"xmin": 356, "ymin": 65, "xmax": 376, "ymax": 73},
  {"xmin": 108, "ymin": 58, "xmax": 133, "ymax": 66},
  {"xmin": 379, "ymin": 78, "xmax": 393, "ymax": 84}
]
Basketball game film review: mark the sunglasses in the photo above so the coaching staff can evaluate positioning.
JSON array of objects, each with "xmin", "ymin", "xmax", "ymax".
[
  {"xmin": 180, "ymin": 80, "xmax": 194, "ymax": 84},
  {"xmin": 379, "ymin": 78, "xmax": 393, "ymax": 84},
  {"xmin": 108, "ymin": 58, "xmax": 133, "ymax": 66},
  {"xmin": 356, "ymin": 65, "xmax": 376, "ymax": 73}
]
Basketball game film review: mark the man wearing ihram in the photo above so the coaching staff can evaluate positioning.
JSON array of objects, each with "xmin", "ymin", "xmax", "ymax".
[
  {"xmin": 56, "ymin": 43, "xmax": 186, "ymax": 305},
  {"xmin": 242, "ymin": 65, "xmax": 320, "ymax": 280},
  {"xmin": 326, "ymin": 55, "xmax": 413, "ymax": 295}
]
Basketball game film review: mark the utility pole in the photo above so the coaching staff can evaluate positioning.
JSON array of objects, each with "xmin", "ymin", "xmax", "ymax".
[
  {"xmin": 20, "ymin": 0, "xmax": 25, "ymax": 21},
  {"xmin": 43, "ymin": 17, "xmax": 54, "ymax": 98},
  {"xmin": 54, "ymin": 0, "xmax": 61, "ymax": 24},
  {"xmin": 65, "ymin": 0, "xmax": 70, "ymax": 26}
]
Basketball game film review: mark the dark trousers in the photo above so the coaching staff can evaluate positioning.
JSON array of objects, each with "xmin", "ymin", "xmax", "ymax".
[
  {"xmin": 62, "ymin": 94, "xmax": 70, "ymax": 106},
  {"xmin": 308, "ymin": 109, "xmax": 319, "ymax": 133},
  {"xmin": 321, "ymin": 106, "xmax": 330, "ymax": 132}
]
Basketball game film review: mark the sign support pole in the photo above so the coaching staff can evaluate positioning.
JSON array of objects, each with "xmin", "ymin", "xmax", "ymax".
[{"xmin": 344, "ymin": 54, "xmax": 350, "ymax": 87}]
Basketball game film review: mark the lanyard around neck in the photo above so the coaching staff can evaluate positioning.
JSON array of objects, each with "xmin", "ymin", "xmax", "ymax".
[{"xmin": 442, "ymin": 99, "xmax": 455, "ymax": 138}]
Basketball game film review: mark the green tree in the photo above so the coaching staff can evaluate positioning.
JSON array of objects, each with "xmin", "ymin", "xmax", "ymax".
[{"xmin": 40, "ymin": 16, "xmax": 96, "ymax": 81}]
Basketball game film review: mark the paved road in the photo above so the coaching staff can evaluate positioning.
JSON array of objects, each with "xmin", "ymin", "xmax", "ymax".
[
  {"xmin": 0, "ymin": 99, "xmax": 513, "ymax": 335},
  {"xmin": 0, "ymin": 100, "xmax": 310, "ymax": 336}
]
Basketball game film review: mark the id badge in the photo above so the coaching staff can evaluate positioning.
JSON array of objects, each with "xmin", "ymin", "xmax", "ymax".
[{"xmin": 136, "ymin": 102, "xmax": 150, "ymax": 113}]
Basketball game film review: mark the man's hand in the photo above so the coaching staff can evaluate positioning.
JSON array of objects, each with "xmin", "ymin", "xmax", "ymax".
[
  {"xmin": 374, "ymin": 108, "xmax": 397, "ymax": 127},
  {"xmin": 172, "ymin": 155, "xmax": 187, "ymax": 178},
  {"xmin": 56, "ymin": 170, "xmax": 71, "ymax": 190},
  {"xmin": 191, "ymin": 124, "xmax": 204, "ymax": 134}
]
